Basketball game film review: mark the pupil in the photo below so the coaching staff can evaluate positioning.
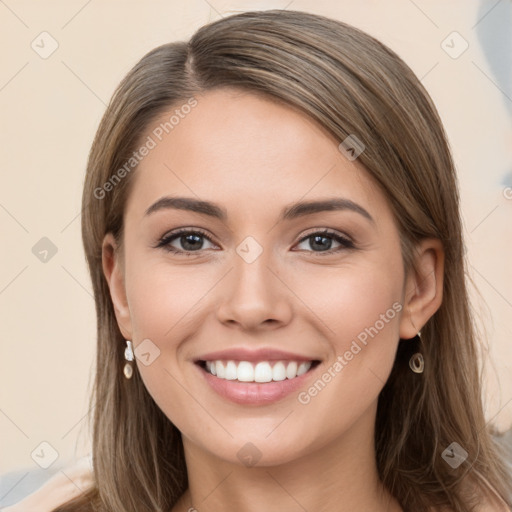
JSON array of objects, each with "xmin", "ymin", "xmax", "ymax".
[
  {"xmin": 182, "ymin": 234, "xmax": 202, "ymax": 251},
  {"xmin": 311, "ymin": 235, "xmax": 331, "ymax": 251}
]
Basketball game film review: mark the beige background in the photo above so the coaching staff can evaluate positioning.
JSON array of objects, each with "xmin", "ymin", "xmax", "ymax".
[{"xmin": 1, "ymin": 0, "xmax": 511, "ymax": 475}]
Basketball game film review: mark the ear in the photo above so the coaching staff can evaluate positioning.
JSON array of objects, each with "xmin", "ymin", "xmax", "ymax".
[
  {"xmin": 399, "ymin": 238, "xmax": 444, "ymax": 339},
  {"xmin": 102, "ymin": 232, "xmax": 133, "ymax": 340}
]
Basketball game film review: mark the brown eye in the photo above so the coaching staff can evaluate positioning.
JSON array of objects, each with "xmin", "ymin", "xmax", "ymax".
[
  {"xmin": 294, "ymin": 230, "xmax": 354, "ymax": 254},
  {"xmin": 156, "ymin": 229, "xmax": 217, "ymax": 255}
]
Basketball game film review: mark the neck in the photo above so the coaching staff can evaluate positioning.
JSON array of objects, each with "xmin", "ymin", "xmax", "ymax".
[{"xmin": 173, "ymin": 404, "xmax": 402, "ymax": 512}]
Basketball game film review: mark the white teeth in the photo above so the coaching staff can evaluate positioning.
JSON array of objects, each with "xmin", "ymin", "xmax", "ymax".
[
  {"xmin": 203, "ymin": 360, "xmax": 314, "ymax": 382},
  {"xmin": 237, "ymin": 361, "xmax": 255, "ymax": 382},
  {"xmin": 272, "ymin": 362, "xmax": 286, "ymax": 381},
  {"xmin": 286, "ymin": 361, "xmax": 297, "ymax": 379},
  {"xmin": 297, "ymin": 362, "xmax": 310, "ymax": 376},
  {"xmin": 225, "ymin": 361, "xmax": 238, "ymax": 380},
  {"xmin": 215, "ymin": 361, "xmax": 225, "ymax": 378},
  {"xmin": 254, "ymin": 362, "xmax": 273, "ymax": 383}
]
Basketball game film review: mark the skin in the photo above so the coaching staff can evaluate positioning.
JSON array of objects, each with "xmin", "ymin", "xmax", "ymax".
[{"xmin": 102, "ymin": 87, "xmax": 444, "ymax": 512}]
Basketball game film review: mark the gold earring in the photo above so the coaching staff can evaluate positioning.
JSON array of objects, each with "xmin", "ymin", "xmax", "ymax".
[{"xmin": 124, "ymin": 340, "xmax": 134, "ymax": 379}]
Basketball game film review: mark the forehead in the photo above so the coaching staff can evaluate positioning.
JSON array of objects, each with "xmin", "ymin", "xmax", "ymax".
[{"xmin": 125, "ymin": 88, "xmax": 390, "ymax": 223}]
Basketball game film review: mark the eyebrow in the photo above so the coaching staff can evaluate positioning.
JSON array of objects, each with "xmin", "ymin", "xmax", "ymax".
[{"xmin": 144, "ymin": 196, "xmax": 374, "ymax": 224}]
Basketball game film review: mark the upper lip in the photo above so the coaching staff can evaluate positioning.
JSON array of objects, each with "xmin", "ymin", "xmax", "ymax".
[{"xmin": 194, "ymin": 347, "xmax": 319, "ymax": 363}]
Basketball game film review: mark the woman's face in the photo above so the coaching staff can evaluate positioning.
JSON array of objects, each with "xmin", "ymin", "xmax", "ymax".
[{"xmin": 105, "ymin": 87, "xmax": 417, "ymax": 466}]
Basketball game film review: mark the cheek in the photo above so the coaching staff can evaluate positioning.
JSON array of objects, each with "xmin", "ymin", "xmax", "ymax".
[
  {"xmin": 125, "ymin": 258, "xmax": 214, "ymax": 340},
  {"xmin": 122, "ymin": 257, "xmax": 223, "ymax": 431},
  {"xmin": 293, "ymin": 254, "xmax": 404, "ymax": 350},
  {"xmin": 279, "ymin": 260, "xmax": 404, "ymax": 456},
  {"xmin": 333, "ymin": 268, "xmax": 401, "ymax": 350},
  {"xmin": 289, "ymin": 253, "xmax": 404, "ymax": 411},
  {"xmin": 294, "ymin": 253, "xmax": 404, "ymax": 403}
]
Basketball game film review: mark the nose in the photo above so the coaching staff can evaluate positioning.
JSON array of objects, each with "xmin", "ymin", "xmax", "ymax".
[{"xmin": 216, "ymin": 250, "xmax": 293, "ymax": 331}]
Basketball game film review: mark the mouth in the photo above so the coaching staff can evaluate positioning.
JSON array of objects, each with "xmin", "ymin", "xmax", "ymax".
[
  {"xmin": 196, "ymin": 359, "xmax": 321, "ymax": 383},
  {"xmin": 193, "ymin": 348, "xmax": 323, "ymax": 405},
  {"xmin": 194, "ymin": 358, "xmax": 322, "ymax": 405}
]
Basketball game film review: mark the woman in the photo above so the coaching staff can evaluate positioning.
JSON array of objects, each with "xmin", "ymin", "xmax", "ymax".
[{"xmin": 6, "ymin": 9, "xmax": 511, "ymax": 512}]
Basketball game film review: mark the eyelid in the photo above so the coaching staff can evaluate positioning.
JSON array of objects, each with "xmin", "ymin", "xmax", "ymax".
[
  {"xmin": 297, "ymin": 227, "xmax": 353, "ymax": 243},
  {"xmin": 160, "ymin": 226, "xmax": 213, "ymax": 240}
]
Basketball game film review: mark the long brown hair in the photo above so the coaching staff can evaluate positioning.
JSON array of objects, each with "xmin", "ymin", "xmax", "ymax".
[{"xmin": 53, "ymin": 9, "xmax": 511, "ymax": 512}]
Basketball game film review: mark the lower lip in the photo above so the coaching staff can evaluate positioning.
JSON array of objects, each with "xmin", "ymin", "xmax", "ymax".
[{"xmin": 196, "ymin": 362, "xmax": 320, "ymax": 405}]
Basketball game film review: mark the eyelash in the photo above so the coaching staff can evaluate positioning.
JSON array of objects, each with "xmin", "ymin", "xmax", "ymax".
[{"xmin": 154, "ymin": 227, "xmax": 355, "ymax": 257}]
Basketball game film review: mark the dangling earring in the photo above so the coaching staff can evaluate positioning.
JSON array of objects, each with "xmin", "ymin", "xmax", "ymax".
[
  {"xmin": 124, "ymin": 340, "xmax": 134, "ymax": 379},
  {"xmin": 409, "ymin": 331, "xmax": 424, "ymax": 374}
]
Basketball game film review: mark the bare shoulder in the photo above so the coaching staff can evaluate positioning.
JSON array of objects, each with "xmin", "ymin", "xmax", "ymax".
[{"xmin": 2, "ymin": 456, "xmax": 94, "ymax": 512}]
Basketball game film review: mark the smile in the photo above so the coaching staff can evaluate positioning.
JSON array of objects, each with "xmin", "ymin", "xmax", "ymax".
[
  {"xmin": 195, "ymin": 359, "xmax": 321, "ymax": 405},
  {"xmin": 202, "ymin": 359, "xmax": 317, "ymax": 382}
]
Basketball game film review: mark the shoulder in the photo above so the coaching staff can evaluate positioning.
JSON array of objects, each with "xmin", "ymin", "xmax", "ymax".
[{"xmin": 2, "ymin": 455, "xmax": 94, "ymax": 512}]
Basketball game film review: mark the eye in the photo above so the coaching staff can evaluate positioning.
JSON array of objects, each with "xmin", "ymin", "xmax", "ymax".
[
  {"xmin": 155, "ymin": 228, "xmax": 217, "ymax": 255},
  {"xmin": 155, "ymin": 227, "xmax": 355, "ymax": 256},
  {"xmin": 294, "ymin": 229, "xmax": 355, "ymax": 255}
]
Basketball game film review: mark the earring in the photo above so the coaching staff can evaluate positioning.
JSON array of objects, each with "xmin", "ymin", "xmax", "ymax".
[
  {"xmin": 409, "ymin": 331, "xmax": 424, "ymax": 374},
  {"xmin": 124, "ymin": 340, "xmax": 134, "ymax": 379}
]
